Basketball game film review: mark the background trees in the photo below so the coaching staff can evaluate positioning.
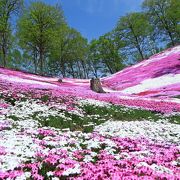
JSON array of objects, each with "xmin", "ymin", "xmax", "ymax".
[
  {"xmin": 48, "ymin": 25, "xmax": 89, "ymax": 78},
  {"xmin": 0, "ymin": 0, "xmax": 23, "ymax": 67},
  {"xmin": 142, "ymin": 0, "xmax": 180, "ymax": 46},
  {"xmin": 88, "ymin": 33, "xmax": 124, "ymax": 77},
  {"xmin": 0, "ymin": 0, "xmax": 179, "ymax": 78},
  {"xmin": 17, "ymin": 1, "xmax": 65, "ymax": 75},
  {"xmin": 115, "ymin": 12, "xmax": 155, "ymax": 61}
]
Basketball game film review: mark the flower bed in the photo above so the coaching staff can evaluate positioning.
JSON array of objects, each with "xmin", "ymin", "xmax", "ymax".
[
  {"xmin": 0, "ymin": 97, "xmax": 179, "ymax": 179},
  {"xmin": 0, "ymin": 46, "xmax": 179, "ymax": 179}
]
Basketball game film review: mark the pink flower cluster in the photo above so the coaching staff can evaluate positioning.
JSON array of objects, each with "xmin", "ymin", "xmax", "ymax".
[
  {"xmin": 0, "ymin": 70, "xmax": 180, "ymax": 113},
  {"xmin": 0, "ymin": 46, "xmax": 180, "ymax": 114},
  {"xmin": 0, "ymin": 102, "xmax": 9, "ymax": 115},
  {"xmin": 1, "ymin": 128, "xmax": 179, "ymax": 179},
  {"xmin": 102, "ymin": 46, "xmax": 180, "ymax": 93},
  {"xmin": 0, "ymin": 170, "xmax": 23, "ymax": 180},
  {"xmin": 0, "ymin": 46, "xmax": 180, "ymax": 113},
  {"xmin": 0, "ymin": 121, "xmax": 11, "ymax": 131},
  {"xmin": 38, "ymin": 128, "xmax": 56, "ymax": 136},
  {"xmin": 0, "ymin": 146, "xmax": 6, "ymax": 155},
  {"xmin": 0, "ymin": 103, "xmax": 9, "ymax": 109}
]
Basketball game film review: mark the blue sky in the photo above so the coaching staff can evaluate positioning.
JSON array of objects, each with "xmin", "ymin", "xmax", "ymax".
[{"xmin": 26, "ymin": 0, "xmax": 144, "ymax": 41}]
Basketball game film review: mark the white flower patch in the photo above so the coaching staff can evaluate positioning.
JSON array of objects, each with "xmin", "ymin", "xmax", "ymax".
[
  {"xmin": 83, "ymin": 155, "xmax": 94, "ymax": 163},
  {"xmin": 0, "ymin": 129, "xmax": 39, "ymax": 171},
  {"xmin": 47, "ymin": 171, "xmax": 54, "ymax": 177},
  {"xmin": 16, "ymin": 119, "xmax": 39, "ymax": 130},
  {"xmin": 131, "ymin": 150, "xmax": 152, "ymax": 159},
  {"xmin": 84, "ymin": 139, "xmax": 101, "ymax": 149},
  {"xmin": 136, "ymin": 162, "xmax": 173, "ymax": 174},
  {"xmin": 151, "ymin": 164, "xmax": 173, "ymax": 174},
  {"xmin": 79, "ymin": 98, "xmax": 111, "ymax": 108},
  {"xmin": 121, "ymin": 74, "xmax": 180, "ymax": 94},
  {"xmin": 62, "ymin": 164, "xmax": 81, "ymax": 176},
  {"xmin": 172, "ymin": 157, "xmax": 180, "ymax": 166},
  {"xmin": 0, "ymin": 108, "xmax": 41, "ymax": 172},
  {"xmin": 51, "ymin": 178, "xmax": 59, "ymax": 180},
  {"xmin": 95, "ymin": 120, "xmax": 180, "ymax": 144},
  {"xmin": 0, "ymin": 74, "xmax": 58, "ymax": 88},
  {"xmin": 8, "ymin": 100, "xmax": 61, "ymax": 119}
]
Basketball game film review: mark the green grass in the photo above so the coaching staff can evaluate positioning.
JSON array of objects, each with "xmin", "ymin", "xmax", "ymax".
[
  {"xmin": 85, "ymin": 104, "xmax": 180, "ymax": 124},
  {"xmin": 29, "ymin": 103, "xmax": 180, "ymax": 132},
  {"xmin": 8, "ymin": 115, "xmax": 19, "ymax": 121},
  {"xmin": 29, "ymin": 104, "xmax": 162, "ymax": 132},
  {"xmin": 32, "ymin": 110, "xmax": 104, "ymax": 133},
  {"xmin": 81, "ymin": 104, "xmax": 162, "ymax": 122},
  {"xmin": 5, "ymin": 99, "xmax": 180, "ymax": 133},
  {"xmin": 41, "ymin": 95, "xmax": 50, "ymax": 103},
  {"xmin": 168, "ymin": 115, "xmax": 180, "ymax": 124}
]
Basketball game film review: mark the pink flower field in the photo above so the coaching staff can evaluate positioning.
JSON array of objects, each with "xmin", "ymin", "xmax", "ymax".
[
  {"xmin": 0, "ymin": 46, "xmax": 180, "ymax": 179},
  {"xmin": 0, "ymin": 46, "xmax": 179, "ymax": 114}
]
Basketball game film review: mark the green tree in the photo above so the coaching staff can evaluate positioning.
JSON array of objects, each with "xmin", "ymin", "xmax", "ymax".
[
  {"xmin": 88, "ymin": 39, "xmax": 102, "ymax": 78},
  {"xmin": 98, "ymin": 33, "xmax": 124, "ymax": 74},
  {"xmin": 49, "ymin": 25, "xmax": 88, "ymax": 78},
  {"xmin": 115, "ymin": 12, "xmax": 153, "ymax": 60},
  {"xmin": 142, "ymin": 0, "xmax": 180, "ymax": 46},
  {"xmin": 17, "ymin": 1, "xmax": 65, "ymax": 75},
  {"xmin": 88, "ymin": 33, "xmax": 124, "ymax": 77},
  {"xmin": 0, "ymin": 0, "xmax": 23, "ymax": 67}
]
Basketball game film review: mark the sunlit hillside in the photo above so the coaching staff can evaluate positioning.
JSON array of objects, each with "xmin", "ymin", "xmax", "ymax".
[{"xmin": 0, "ymin": 46, "xmax": 180, "ymax": 179}]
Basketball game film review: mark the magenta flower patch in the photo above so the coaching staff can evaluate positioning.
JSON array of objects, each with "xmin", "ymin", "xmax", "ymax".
[{"xmin": 0, "ymin": 46, "xmax": 179, "ymax": 179}]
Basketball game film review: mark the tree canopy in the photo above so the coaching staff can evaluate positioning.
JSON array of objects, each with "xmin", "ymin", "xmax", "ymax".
[
  {"xmin": 17, "ymin": 1, "xmax": 65, "ymax": 74},
  {"xmin": 0, "ymin": 0, "xmax": 179, "ymax": 78}
]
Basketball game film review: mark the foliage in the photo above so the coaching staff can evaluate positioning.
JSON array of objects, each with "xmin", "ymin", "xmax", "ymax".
[
  {"xmin": 48, "ymin": 25, "xmax": 89, "ymax": 78},
  {"xmin": 0, "ymin": 0, "xmax": 179, "ymax": 77},
  {"xmin": 88, "ymin": 33, "xmax": 125, "ymax": 76},
  {"xmin": 0, "ymin": 0, "xmax": 23, "ymax": 67},
  {"xmin": 17, "ymin": 1, "xmax": 65, "ymax": 75},
  {"xmin": 115, "ymin": 12, "xmax": 154, "ymax": 60},
  {"xmin": 142, "ymin": 0, "xmax": 180, "ymax": 46}
]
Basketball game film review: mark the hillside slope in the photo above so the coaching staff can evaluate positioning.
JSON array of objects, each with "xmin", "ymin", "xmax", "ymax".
[
  {"xmin": 102, "ymin": 46, "xmax": 180, "ymax": 98},
  {"xmin": 0, "ymin": 46, "xmax": 180, "ymax": 113},
  {"xmin": 0, "ymin": 46, "xmax": 180, "ymax": 179}
]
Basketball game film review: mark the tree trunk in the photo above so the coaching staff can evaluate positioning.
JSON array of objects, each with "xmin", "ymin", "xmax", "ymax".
[
  {"xmin": 156, "ymin": 3, "xmax": 175, "ymax": 46},
  {"xmin": 2, "ymin": 33, "xmax": 8, "ymax": 67},
  {"xmin": 61, "ymin": 60, "xmax": 66, "ymax": 78},
  {"xmin": 129, "ymin": 24, "xmax": 145, "ymax": 60},
  {"xmin": 90, "ymin": 63, "xmax": 98, "ymax": 78},
  {"xmin": 90, "ymin": 78, "xmax": 105, "ymax": 93},
  {"xmin": 70, "ymin": 64, "xmax": 75, "ymax": 78},
  {"xmin": 39, "ymin": 48, "xmax": 43, "ymax": 75},
  {"xmin": 40, "ymin": 56, "xmax": 43, "ymax": 75},
  {"xmin": 2, "ymin": 46, "xmax": 7, "ymax": 67},
  {"xmin": 77, "ymin": 61, "xmax": 83, "ymax": 79},
  {"xmin": 133, "ymin": 35, "xmax": 144, "ymax": 60},
  {"xmin": 137, "ymin": 44, "xmax": 145, "ymax": 60},
  {"xmin": 33, "ymin": 49, "xmax": 38, "ymax": 74},
  {"xmin": 152, "ymin": 6, "xmax": 175, "ymax": 47},
  {"xmin": 167, "ymin": 30, "xmax": 175, "ymax": 46},
  {"xmin": 105, "ymin": 61, "xmax": 114, "ymax": 74},
  {"xmin": 81, "ymin": 60, "xmax": 88, "ymax": 79}
]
